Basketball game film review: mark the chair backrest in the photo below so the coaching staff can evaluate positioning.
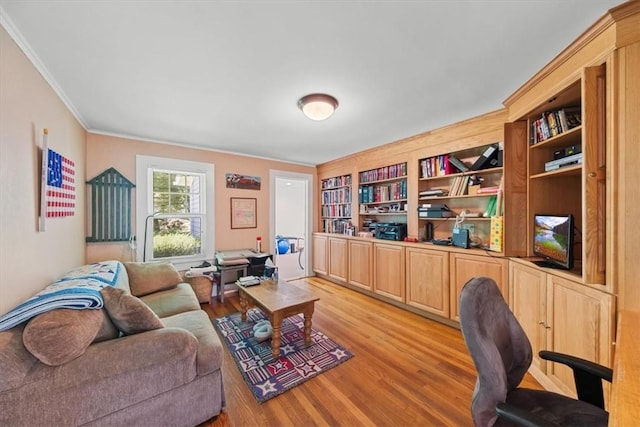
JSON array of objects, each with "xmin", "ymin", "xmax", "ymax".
[{"xmin": 459, "ymin": 277, "xmax": 533, "ymax": 427}]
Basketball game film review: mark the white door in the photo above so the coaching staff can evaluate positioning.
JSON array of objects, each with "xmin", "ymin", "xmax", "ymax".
[{"xmin": 269, "ymin": 170, "xmax": 312, "ymax": 280}]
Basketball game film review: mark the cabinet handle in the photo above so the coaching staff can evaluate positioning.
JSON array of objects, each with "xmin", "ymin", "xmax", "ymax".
[
  {"xmin": 538, "ymin": 321, "xmax": 545, "ymax": 325},
  {"xmin": 588, "ymin": 172, "xmax": 597, "ymax": 178},
  {"xmin": 544, "ymin": 324, "xmax": 551, "ymax": 329}
]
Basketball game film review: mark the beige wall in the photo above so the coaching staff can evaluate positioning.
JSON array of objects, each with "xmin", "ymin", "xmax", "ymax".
[
  {"xmin": 86, "ymin": 133, "xmax": 316, "ymax": 264},
  {"xmin": 0, "ymin": 26, "xmax": 87, "ymax": 315}
]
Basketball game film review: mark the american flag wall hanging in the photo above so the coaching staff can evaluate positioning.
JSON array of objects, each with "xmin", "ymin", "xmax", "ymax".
[{"xmin": 39, "ymin": 129, "xmax": 75, "ymax": 231}]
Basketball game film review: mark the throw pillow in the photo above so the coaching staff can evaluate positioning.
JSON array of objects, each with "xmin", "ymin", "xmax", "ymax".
[
  {"xmin": 100, "ymin": 286, "xmax": 164, "ymax": 335},
  {"xmin": 93, "ymin": 308, "xmax": 120, "ymax": 343},
  {"xmin": 124, "ymin": 262, "xmax": 182, "ymax": 297},
  {"xmin": 22, "ymin": 308, "xmax": 103, "ymax": 366}
]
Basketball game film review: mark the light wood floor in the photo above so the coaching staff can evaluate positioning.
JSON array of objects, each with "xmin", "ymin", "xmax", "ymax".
[{"xmin": 199, "ymin": 276, "xmax": 541, "ymax": 427}]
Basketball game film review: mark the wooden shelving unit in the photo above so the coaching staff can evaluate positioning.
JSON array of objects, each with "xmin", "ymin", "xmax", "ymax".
[
  {"xmin": 418, "ymin": 146, "xmax": 504, "ymax": 247},
  {"xmin": 358, "ymin": 163, "xmax": 407, "ymax": 232},
  {"xmin": 320, "ymin": 174, "xmax": 352, "ymax": 234}
]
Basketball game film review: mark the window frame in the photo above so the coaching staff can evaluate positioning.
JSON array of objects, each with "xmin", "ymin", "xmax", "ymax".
[{"xmin": 136, "ymin": 155, "xmax": 215, "ymax": 270}]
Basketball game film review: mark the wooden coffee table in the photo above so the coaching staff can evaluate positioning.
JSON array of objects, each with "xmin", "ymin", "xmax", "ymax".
[{"xmin": 238, "ymin": 279, "xmax": 319, "ymax": 357}]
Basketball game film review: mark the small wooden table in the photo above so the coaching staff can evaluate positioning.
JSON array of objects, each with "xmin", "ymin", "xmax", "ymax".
[{"xmin": 238, "ymin": 279, "xmax": 319, "ymax": 357}]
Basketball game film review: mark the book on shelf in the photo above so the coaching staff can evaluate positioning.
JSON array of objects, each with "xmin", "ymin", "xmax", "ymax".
[
  {"xmin": 530, "ymin": 106, "xmax": 582, "ymax": 144},
  {"xmin": 447, "ymin": 155, "xmax": 469, "ymax": 173},
  {"xmin": 476, "ymin": 186, "xmax": 500, "ymax": 194},
  {"xmin": 419, "ymin": 188, "xmax": 448, "ymax": 197},
  {"xmin": 483, "ymin": 195, "xmax": 498, "ymax": 218},
  {"xmin": 470, "ymin": 144, "xmax": 500, "ymax": 171}
]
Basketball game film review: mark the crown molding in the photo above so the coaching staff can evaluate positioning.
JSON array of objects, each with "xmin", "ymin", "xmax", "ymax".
[{"xmin": 0, "ymin": 5, "xmax": 88, "ymax": 129}]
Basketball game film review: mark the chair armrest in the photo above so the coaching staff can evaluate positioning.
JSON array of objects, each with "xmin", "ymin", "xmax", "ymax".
[
  {"xmin": 496, "ymin": 402, "xmax": 561, "ymax": 427},
  {"xmin": 539, "ymin": 350, "xmax": 612, "ymax": 408}
]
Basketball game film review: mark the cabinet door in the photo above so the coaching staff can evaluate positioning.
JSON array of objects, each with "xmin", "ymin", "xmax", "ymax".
[
  {"xmin": 509, "ymin": 261, "xmax": 547, "ymax": 374},
  {"xmin": 406, "ymin": 247, "xmax": 449, "ymax": 317},
  {"xmin": 546, "ymin": 275, "xmax": 614, "ymax": 397},
  {"xmin": 582, "ymin": 64, "xmax": 607, "ymax": 285},
  {"xmin": 373, "ymin": 243, "xmax": 405, "ymax": 302},
  {"xmin": 312, "ymin": 234, "xmax": 328, "ymax": 275},
  {"xmin": 348, "ymin": 240, "xmax": 373, "ymax": 291},
  {"xmin": 450, "ymin": 253, "xmax": 508, "ymax": 322},
  {"xmin": 328, "ymin": 237, "xmax": 348, "ymax": 282}
]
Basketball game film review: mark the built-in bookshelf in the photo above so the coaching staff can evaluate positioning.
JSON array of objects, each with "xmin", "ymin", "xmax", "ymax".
[
  {"xmin": 522, "ymin": 74, "xmax": 603, "ymax": 284},
  {"xmin": 418, "ymin": 145, "xmax": 503, "ymax": 247},
  {"xmin": 358, "ymin": 163, "xmax": 407, "ymax": 232},
  {"xmin": 321, "ymin": 174, "xmax": 352, "ymax": 234}
]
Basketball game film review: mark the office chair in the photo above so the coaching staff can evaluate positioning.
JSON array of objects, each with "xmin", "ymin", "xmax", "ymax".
[{"xmin": 459, "ymin": 277, "xmax": 612, "ymax": 427}]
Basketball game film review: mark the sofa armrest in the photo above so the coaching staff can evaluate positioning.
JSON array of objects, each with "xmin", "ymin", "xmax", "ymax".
[{"xmin": 0, "ymin": 327, "xmax": 201, "ymax": 427}]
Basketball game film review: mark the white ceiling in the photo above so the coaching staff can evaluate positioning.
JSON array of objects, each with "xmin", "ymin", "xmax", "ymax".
[{"xmin": 0, "ymin": 0, "xmax": 622, "ymax": 165}]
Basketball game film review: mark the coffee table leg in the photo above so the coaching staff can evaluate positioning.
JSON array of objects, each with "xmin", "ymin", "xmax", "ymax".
[
  {"xmin": 271, "ymin": 313, "xmax": 282, "ymax": 358},
  {"xmin": 303, "ymin": 306, "xmax": 314, "ymax": 346},
  {"xmin": 239, "ymin": 289, "xmax": 248, "ymax": 322}
]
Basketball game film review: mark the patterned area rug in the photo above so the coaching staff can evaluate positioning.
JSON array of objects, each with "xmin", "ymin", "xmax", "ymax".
[{"xmin": 213, "ymin": 308, "xmax": 353, "ymax": 403}]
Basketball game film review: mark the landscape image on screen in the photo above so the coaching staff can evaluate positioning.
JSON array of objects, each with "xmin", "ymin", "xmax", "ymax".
[{"xmin": 534, "ymin": 215, "xmax": 570, "ymax": 264}]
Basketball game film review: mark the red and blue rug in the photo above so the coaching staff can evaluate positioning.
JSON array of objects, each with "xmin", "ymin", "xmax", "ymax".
[{"xmin": 213, "ymin": 308, "xmax": 353, "ymax": 403}]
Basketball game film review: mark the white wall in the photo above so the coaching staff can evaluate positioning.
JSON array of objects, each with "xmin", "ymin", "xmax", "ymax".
[{"xmin": 0, "ymin": 25, "xmax": 86, "ymax": 315}]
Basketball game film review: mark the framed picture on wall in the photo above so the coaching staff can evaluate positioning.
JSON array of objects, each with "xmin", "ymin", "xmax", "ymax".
[{"xmin": 230, "ymin": 197, "xmax": 257, "ymax": 229}]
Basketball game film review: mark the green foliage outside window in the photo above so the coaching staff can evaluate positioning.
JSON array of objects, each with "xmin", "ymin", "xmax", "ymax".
[{"xmin": 151, "ymin": 170, "xmax": 203, "ymax": 259}]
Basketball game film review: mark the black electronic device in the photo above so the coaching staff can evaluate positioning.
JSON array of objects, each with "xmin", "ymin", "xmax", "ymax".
[
  {"xmin": 374, "ymin": 223, "xmax": 407, "ymax": 241},
  {"xmin": 426, "ymin": 222, "xmax": 433, "ymax": 241},
  {"xmin": 532, "ymin": 214, "xmax": 574, "ymax": 270},
  {"xmin": 452, "ymin": 228, "xmax": 469, "ymax": 249},
  {"xmin": 432, "ymin": 238, "xmax": 452, "ymax": 246}
]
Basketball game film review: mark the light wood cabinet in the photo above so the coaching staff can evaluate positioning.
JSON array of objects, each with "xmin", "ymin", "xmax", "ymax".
[
  {"xmin": 449, "ymin": 253, "xmax": 508, "ymax": 322},
  {"xmin": 509, "ymin": 260, "xmax": 614, "ymax": 397},
  {"xmin": 328, "ymin": 237, "xmax": 348, "ymax": 282},
  {"xmin": 373, "ymin": 243, "xmax": 405, "ymax": 302},
  {"xmin": 312, "ymin": 234, "xmax": 328, "ymax": 275},
  {"xmin": 509, "ymin": 261, "xmax": 548, "ymax": 373},
  {"xmin": 405, "ymin": 247, "xmax": 449, "ymax": 317},
  {"xmin": 348, "ymin": 240, "xmax": 373, "ymax": 291},
  {"xmin": 545, "ymin": 274, "xmax": 614, "ymax": 396}
]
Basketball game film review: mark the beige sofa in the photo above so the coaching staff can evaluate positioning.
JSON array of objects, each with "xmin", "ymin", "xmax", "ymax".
[{"xmin": 0, "ymin": 261, "xmax": 225, "ymax": 426}]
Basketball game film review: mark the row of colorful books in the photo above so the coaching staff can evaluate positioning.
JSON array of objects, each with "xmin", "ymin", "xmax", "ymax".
[
  {"xmin": 420, "ymin": 155, "xmax": 455, "ymax": 178},
  {"xmin": 530, "ymin": 106, "xmax": 581, "ymax": 144},
  {"xmin": 359, "ymin": 181, "xmax": 407, "ymax": 203},
  {"xmin": 359, "ymin": 163, "xmax": 407, "ymax": 183},
  {"xmin": 321, "ymin": 175, "xmax": 352, "ymax": 189},
  {"xmin": 322, "ymin": 187, "xmax": 351, "ymax": 204},
  {"xmin": 321, "ymin": 204, "xmax": 351, "ymax": 218}
]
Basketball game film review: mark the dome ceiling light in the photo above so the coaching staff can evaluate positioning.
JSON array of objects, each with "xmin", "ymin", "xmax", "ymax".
[{"xmin": 297, "ymin": 93, "xmax": 339, "ymax": 121}]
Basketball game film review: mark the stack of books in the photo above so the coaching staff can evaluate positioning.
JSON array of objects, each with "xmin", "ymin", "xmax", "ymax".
[{"xmin": 418, "ymin": 188, "xmax": 449, "ymax": 199}]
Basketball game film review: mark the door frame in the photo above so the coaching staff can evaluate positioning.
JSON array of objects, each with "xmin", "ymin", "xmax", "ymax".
[{"xmin": 269, "ymin": 170, "xmax": 313, "ymax": 278}]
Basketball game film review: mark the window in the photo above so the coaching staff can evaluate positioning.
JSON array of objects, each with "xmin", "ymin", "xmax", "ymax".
[{"xmin": 136, "ymin": 156, "xmax": 214, "ymax": 268}]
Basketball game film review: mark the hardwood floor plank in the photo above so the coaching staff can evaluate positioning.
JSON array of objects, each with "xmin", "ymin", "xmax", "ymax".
[{"xmin": 200, "ymin": 276, "xmax": 542, "ymax": 426}]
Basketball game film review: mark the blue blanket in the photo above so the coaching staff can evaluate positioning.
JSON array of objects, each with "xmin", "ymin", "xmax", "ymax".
[{"xmin": 0, "ymin": 261, "xmax": 121, "ymax": 332}]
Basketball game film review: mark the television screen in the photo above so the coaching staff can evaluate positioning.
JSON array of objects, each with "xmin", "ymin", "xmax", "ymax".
[{"xmin": 533, "ymin": 214, "xmax": 574, "ymax": 269}]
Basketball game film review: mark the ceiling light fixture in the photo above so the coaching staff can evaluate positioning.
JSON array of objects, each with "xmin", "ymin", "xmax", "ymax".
[{"xmin": 297, "ymin": 93, "xmax": 339, "ymax": 121}]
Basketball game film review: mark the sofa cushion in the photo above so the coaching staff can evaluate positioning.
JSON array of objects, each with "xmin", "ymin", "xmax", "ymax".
[
  {"xmin": 140, "ymin": 283, "xmax": 201, "ymax": 318},
  {"xmin": 22, "ymin": 308, "xmax": 103, "ymax": 366},
  {"xmin": 162, "ymin": 310, "xmax": 224, "ymax": 375},
  {"xmin": 93, "ymin": 308, "xmax": 119, "ymax": 343},
  {"xmin": 0, "ymin": 324, "xmax": 38, "ymax": 392},
  {"xmin": 124, "ymin": 262, "xmax": 182, "ymax": 297},
  {"xmin": 101, "ymin": 287, "xmax": 164, "ymax": 335}
]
